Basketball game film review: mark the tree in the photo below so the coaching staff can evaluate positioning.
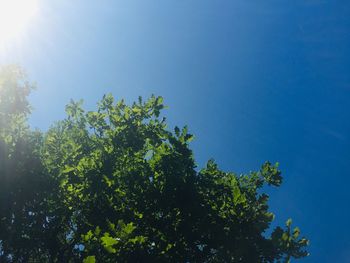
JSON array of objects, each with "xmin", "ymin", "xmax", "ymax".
[
  {"xmin": 0, "ymin": 66, "xmax": 54, "ymax": 262},
  {"xmin": 0, "ymin": 66, "xmax": 309, "ymax": 262}
]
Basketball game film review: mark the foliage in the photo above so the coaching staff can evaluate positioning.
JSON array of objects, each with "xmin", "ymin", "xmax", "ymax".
[
  {"xmin": 0, "ymin": 66, "xmax": 309, "ymax": 262},
  {"xmin": 0, "ymin": 66, "xmax": 54, "ymax": 262}
]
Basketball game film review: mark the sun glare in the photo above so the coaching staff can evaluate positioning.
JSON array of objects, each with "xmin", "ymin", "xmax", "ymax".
[{"xmin": 0, "ymin": 0, "xmax": 39, "ymax": 45}]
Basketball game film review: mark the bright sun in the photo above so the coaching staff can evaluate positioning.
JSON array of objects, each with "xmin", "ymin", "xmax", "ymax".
[{"xmin": 0, "ymin": 0, "xmax": 39, "ymax": 45}]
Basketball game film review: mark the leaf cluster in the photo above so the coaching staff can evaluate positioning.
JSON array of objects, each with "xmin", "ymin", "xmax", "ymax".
[{"xmin": 0, "ymin": 66, "xmax": 309, "ymax": 262}]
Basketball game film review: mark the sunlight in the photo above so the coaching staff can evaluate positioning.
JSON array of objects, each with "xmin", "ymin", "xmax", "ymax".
[{"xmin": 0, "ymin": 0, "xmax": 39, "ymax": 45}]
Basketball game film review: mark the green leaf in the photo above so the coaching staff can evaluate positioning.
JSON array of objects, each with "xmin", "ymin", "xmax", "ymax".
[
  {"xmin": 101, "ymin": 233, "xmax": 118, "ymax": 253},
  {"xmin": 83, "ymin": 230, "xmax": 93, "ymax": 242},
  {"xmin": 174, "ymin": 126, "xmax": 180, "ymax": 136},
  {"xmin": 123, "ymin": 222, "xmax": 136, "ymax": 235},
  {"xmin": 62, "ymin": 165, "xmax": 75, "ymax": 174},
  {"xmin": 94, "ymin": 226, "xmax": 101, "ymax": 236},
  {"xmin": 83, "ymin": 256, "xmax": 96, "ymax": 263}
]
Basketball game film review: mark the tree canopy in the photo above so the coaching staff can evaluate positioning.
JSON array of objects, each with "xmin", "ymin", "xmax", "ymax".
[{"xmin": 0, "ymin": 66, "xmax": 309, "ymax": 262}]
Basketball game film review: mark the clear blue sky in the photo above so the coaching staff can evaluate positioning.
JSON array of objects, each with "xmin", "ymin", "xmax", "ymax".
[{"xmin": 1, "ymin": 1, "xmax": 349, "ymax": 261}]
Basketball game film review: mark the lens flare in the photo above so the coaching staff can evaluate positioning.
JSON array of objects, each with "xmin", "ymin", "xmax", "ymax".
[{"xmin": 0, "ymin": 0, "xmax": 39, "ymax": 46}]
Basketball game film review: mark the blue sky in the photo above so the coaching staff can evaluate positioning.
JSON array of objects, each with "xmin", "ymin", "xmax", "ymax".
[{"xmin": 1, "ymin": 0, "xmax": 350, "ymax": 261}]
